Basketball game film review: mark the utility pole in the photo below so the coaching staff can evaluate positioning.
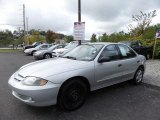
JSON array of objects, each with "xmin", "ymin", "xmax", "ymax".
[
  {"xmin": 26, "ymin": 17, "xmax": 29, "ymax": 45},
  {"xmin": 78, "ymin": 0, "xmax": 81, "ymax": 45},
  {"xmin": 23, "ymin": 4, "xmax": 26, "ymax": 44}
]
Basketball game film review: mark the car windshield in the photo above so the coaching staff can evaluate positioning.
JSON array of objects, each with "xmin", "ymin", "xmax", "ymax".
[
  {"xmin": 48, "ymin": 45, "xmax": 57, "ymax": 50},
  {"xmin": 64, "ymin": 43, "xmax": 77, "ymax": 49},
  {"xmin": 63, "ymin": 44, "xmax": 104, "ymax": 61},
  {"xmin": 32, "ymin": 42, "xmax": 37, "ymax": 45},
  {"xmin": 120, "ymin": 41, "xmax": 131, "ymax": 46},
  {"xmin": 35, "ymin": 44, "xmax": 42, "ymax": 49}
]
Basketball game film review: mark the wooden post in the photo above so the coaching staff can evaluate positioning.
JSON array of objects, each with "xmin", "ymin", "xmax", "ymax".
[{"xmin": 152, "ymin": 37, "xmax": 157, "ymax": 59}]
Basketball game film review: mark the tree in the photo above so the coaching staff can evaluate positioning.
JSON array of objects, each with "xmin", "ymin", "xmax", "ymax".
[
  {"xmin": 128, "ymin": 10, "xmax": 156, "ymax": 36},
  {"xmin": 27, "ymin": 30, "xmax": 46, "ymax": 44},
  {"xmin": 0, "ymin": 30, "xmax": 14, "ymax": 47},
  {"xmin": 91, "ymin": 34, "xmax": 97, "ymax": 42},
  {"xmin": 65, "ymin": 35, "xmax": 73, "ymax": 43},
  {"xmin": 46, "ymin": 30, "xmax": 58, "ymax": 43}
]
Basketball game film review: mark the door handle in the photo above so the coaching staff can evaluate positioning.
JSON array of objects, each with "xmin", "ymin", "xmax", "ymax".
[
  {"xmin": 118, "ymin": 64, "xmax": 122, "ymax": 67},
  {"xmin": 137, "ymin": 60, "xmax": 140, "ymax": 63}
]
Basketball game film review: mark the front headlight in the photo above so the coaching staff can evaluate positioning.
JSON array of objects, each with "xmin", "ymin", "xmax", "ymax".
[{"xmin": 22, "ymin": 76, "xmax": 48, "ymax": 86}]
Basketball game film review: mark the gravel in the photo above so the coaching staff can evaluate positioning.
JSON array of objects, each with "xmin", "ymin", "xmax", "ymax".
[{"xmin": 144, "ymin": 60, "xmax": 160, "ymax": 86}]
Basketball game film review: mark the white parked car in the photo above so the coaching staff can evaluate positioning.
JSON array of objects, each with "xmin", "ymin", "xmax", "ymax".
[{"xmin": 52, "ymin": 41, "xmax": 88, "ymax": 57}]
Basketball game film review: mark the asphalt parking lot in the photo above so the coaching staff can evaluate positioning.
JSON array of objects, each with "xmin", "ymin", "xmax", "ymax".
[{"xmin": 0, "ymin": 52, "xmax": 160, "ymax": 120}]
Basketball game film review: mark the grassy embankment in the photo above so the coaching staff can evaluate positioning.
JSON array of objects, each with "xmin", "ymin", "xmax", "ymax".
[{"xmin": 0, "ymin": 49, "xmax": 22, "ymax": 53}]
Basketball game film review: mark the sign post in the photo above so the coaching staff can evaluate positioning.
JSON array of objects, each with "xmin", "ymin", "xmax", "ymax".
[
  {"xmin": 74, "ymin": 22, "xmax": 85, "ymax": 41},
  {"xmin": 152, "ymin": 31, "xmax": 160, "ymax": 59},
  {"xmin": 78, "ymin": 0, "xmax": 81, "ymax": 45}
]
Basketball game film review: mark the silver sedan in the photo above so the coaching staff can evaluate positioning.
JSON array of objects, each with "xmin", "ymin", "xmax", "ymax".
[
  {"xmin": 24, "ymin": 44, "xmax": 52, "ymax": 55},
  {"xmin": 8, "ymin": 43, "xmax": 146, "ymax": 111},
  {"xmin": 33, "ymin": 44, "xmax": 65, "ymax": 59}
]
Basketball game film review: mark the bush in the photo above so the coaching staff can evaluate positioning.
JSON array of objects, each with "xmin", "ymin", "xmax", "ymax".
[{"xmin": 141, "ymin": 39, "xmax": 160, "ymax": 59}]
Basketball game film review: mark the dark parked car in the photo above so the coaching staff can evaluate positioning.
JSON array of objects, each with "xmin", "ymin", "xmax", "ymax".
[
  {"xmin": 23, "ymin": 42, "xmax": 42, "ymax": 50},
  {"xmin": 119, "ymin": 41, "xmax": 153, "ymax": 59}
]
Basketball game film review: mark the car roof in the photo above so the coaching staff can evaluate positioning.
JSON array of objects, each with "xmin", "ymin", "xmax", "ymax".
[{"xmin": 88, "ymin": 42, "xmax": 123, "ymax": 45}]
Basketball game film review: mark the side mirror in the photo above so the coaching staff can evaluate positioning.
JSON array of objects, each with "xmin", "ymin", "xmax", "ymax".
[{"xmin": 98, "ymin": 57, "xmax": 111, "ymax": 63}]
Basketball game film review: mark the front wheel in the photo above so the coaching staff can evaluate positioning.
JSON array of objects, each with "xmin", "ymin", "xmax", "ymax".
[
  {"xmin": 132, "ymin": 68, "xmax": 144, "ymax": 85},
  {"xmin": 44, "ymin": 53, "xmax": 51, "ymax": 59},
  {"xmin": 57, "ymin": 79, "xmax": 88, "ymax": 111}
]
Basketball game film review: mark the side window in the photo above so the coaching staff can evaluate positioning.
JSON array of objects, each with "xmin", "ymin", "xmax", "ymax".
[
  {"xmin": 99, "ymin": 45, "xmax": 120, "ymax": 61},
  {"xmin": 41, "ymin": 45, "xmax": 48, "ymax": 48},
  {"xmin": 118, "ymin": 44, "xmax": 136, "ymax": 59},
  {"xmin": 57, "ymin": 45, "xmax": 63, "ymax": 49}
]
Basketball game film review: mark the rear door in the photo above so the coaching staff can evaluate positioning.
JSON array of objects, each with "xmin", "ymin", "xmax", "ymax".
[{"xmin": 117, "ymin": 44, "xmax": 139, "ymax": 81}]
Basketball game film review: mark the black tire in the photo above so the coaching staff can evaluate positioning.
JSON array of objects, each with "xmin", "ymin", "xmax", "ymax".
[
  {"xmin": 145, "ymin": 53, "xmax": 151, "ymax": 60},
  {"xmin": 44, "ymin": 53, "xmax": 52, "ymax": 59},
  {"xmin": 57, "ymin": 79, "xmax": 88, "ymax": 111},
  {"xmin": 132, "ymin": 67, "xmax": 144, "ymax": 85}
]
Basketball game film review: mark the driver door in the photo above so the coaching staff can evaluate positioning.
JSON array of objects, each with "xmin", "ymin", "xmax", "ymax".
[{"xmin": 94, "ymin": 44, "xmax": 124, "ymax": 89}]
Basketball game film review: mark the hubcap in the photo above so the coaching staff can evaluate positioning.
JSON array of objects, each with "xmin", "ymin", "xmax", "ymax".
[
  {"xmin": 136, "ymin": 70, "xmax": 143, "ymax": 83},
  {"xmin": 147, "ymin": 54, "xmax": 150, "ymax": 59},
  {"xmin": 64, "ymin": 85, "xmax": 84, "ymax": 108},
  {"xmin": 69, "ymin": 89, "xmax": 80, "ymax": 102},
  {"xmin": 45, "ymin": 54, "xmax": 50, "ymax": 59}
]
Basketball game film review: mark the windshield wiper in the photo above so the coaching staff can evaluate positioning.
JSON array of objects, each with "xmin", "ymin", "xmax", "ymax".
[{"xmin": 63, "ymin": 56, "xmax": 77, "ymax": 60}]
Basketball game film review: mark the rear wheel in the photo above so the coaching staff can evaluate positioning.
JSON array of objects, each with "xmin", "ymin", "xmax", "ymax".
[
  {"xmin": 44, "ymin": 53, "xmax": 51, "ymax": 59},
  {"xmin": 57, "ymin": 79, "xmax": 88, "ymax": 111},
  {"xmin": 132, "ymin": 67, "xmax": 144, "ymax": 85},
  {"xmin": 145, "ymin": 53, "xmax": 151, "ymax": 60}
]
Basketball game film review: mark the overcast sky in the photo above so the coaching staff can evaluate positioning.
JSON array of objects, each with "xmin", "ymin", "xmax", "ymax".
[{"xmin": 0, "ymin": 0, "xmax": 160, "ymax": 39}]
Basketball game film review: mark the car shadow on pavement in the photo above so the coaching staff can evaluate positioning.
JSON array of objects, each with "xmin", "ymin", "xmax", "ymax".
[
  {"xmin": 25, "ymin": 82, "xmax": 139, "ymax": 111},
  {"xmin": 20, "ymin": 81, "xmax": 160, "ymax": 120}
]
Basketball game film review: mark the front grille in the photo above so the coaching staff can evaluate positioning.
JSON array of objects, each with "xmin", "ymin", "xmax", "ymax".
[{"xmin": 14, "ymin": 73, "xmax": 25, "ymax": 82}]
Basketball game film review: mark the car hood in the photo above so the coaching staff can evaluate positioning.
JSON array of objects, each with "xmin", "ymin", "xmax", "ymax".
[
  {"xmin": 26, "ymin": 48, "xmax": 36, "ymax": 51},
  {"xmin": 17, "ymin": 58, "xmax": 90, "ymax": 78},
  {"xmin": 53, "ymin": 48, "xmax": 67, "ymax": 52}
]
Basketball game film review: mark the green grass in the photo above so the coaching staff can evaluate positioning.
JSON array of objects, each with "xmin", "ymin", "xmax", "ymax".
[{"xmin": 0, "ymin": 49, "xmax": 22, "ymax": 53}]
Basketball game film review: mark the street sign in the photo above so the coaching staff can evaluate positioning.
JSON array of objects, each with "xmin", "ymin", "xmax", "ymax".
[
  {"xmin": 156, "ymin": 30, "xmax": 160, "ymax": 38},
  {"xmin": 74, "ymin": 22, "xmax": 85, "ymax": 40},
  {"xmin": 153, "ymin": 30, "xmax": 160, "ymax": 59}
]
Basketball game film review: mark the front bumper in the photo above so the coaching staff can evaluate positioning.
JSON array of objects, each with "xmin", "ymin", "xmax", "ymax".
[
  {"xmin": 24, "ymin": 50, "xmax": 32, "ymax": 55},
  {"xmin": 8, "ymin": 73, "xmax": 61, "ymax": 106},
  {"xmin": 52, "ymin": 52, "xmax": 58, "ymax": 57}
]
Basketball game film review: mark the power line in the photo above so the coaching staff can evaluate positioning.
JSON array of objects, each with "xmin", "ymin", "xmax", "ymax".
[{"xmin": 0, "ymin": 24, "xmax": 23, "ymax": 26}]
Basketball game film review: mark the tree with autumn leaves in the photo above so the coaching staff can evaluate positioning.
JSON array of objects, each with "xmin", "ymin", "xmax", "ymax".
[{"xmin": 46, "ymin": 30, "xmax": 65, "ymax": 43}]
